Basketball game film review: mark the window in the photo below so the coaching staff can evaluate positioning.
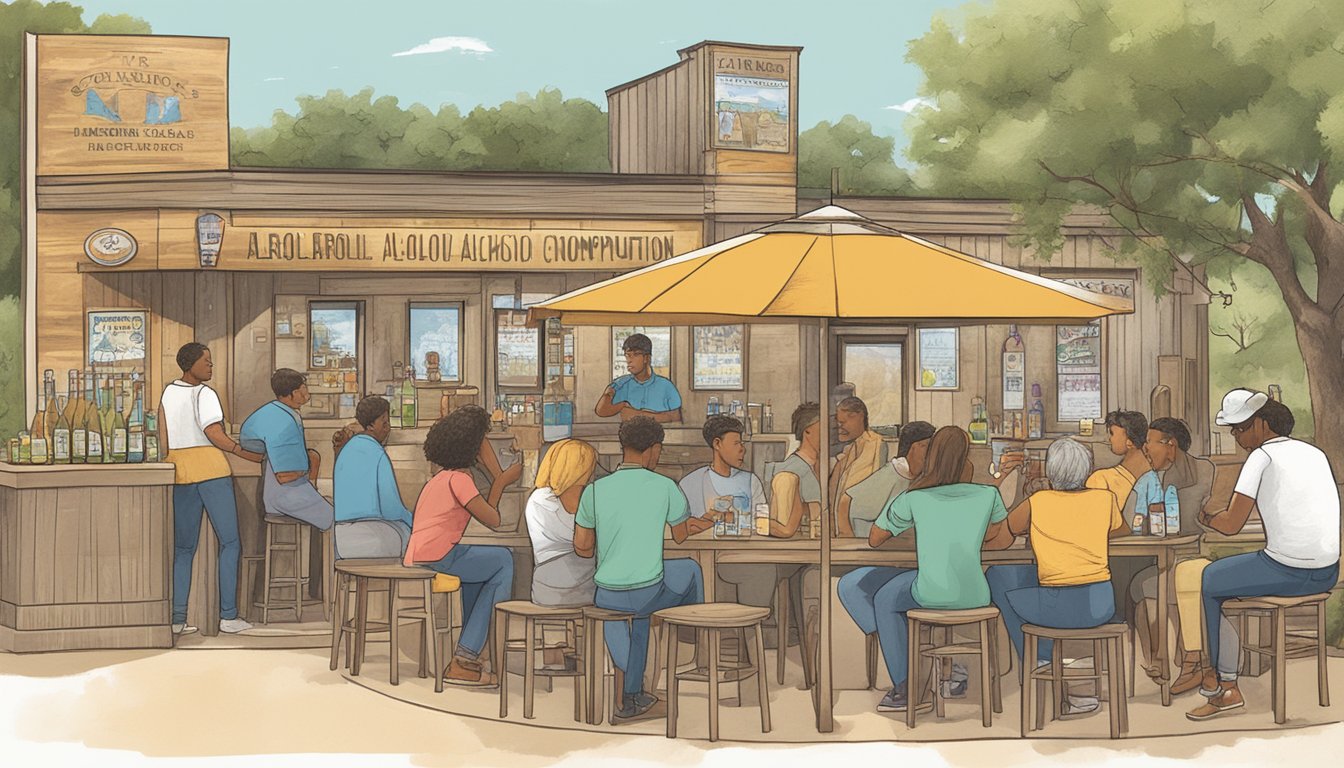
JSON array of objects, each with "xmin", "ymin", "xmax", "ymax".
[
  {"xmin": 692, "ymin": 325, "xmax": 745, "ymax": 390},
  {"xmin": 495, "ymin": 307, "xmax": 543, "ymax": 390},
  {"xmin": 408, "ymin": 303, "xmax": 463, "ymax": 382},
  {"xmin": 842, "ymin": 341, "xmax": 903, "ymax": 428},
  {"xmin": 612, "ymin": 326, "xmax": 671, "ymax": 379},
  {"xmin": 308, "ymin": 302, "xmax": 359, "ymax": 372}
]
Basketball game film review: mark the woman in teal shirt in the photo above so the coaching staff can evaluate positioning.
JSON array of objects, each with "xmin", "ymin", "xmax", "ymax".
[{"xmin": 846, "ymin": 426, "xmax": 1011, "ymax": 713}]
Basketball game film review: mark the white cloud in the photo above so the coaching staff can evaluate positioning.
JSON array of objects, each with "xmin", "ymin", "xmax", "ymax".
[
  {"xmin": 263, "ymin": 76, "xmax": 285, "ymax": 82},
  {"xmin": 392, "ymin": 36, "xmax": 493, "ymax": 57},
  {"xmin": 884, "ymin": 97, "xmax": 934, "ymax": 113}
]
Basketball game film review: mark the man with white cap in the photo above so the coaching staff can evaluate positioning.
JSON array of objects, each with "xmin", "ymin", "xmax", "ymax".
[{"xmin": 1185, "ymin": 389, "xmax": 1340, "ymax": 720}]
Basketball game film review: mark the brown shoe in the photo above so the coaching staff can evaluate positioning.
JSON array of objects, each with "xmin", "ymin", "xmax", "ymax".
[
  {"xmin": 443, "ymin": 656, "xmax": 496, "ymax": 687},
  {"xmin": 1170, "ymin": 663, "xmax": 1206, "ymax": 695},
  {"xmin": 1186, "ymin": 686, "xmax": 1245, "ymax": 721}
]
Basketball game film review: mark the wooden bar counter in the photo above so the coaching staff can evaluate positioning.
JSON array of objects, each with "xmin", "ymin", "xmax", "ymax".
[{"xmin": 0, "ymin": 463, "xmax": 176, "ymax": 652}]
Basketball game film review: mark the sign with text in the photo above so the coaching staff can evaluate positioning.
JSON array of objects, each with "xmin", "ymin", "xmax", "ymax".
[
  {"xmin": 153, "ymin": 220, "xmax": 704, "ymax": 272},
  {"xmin": 711, "ymin": 49, "xmax": 793, "ymax": 153},
  {"xmin": 36, "ymin": 35, "xmax": 229, "ymax": 175}
]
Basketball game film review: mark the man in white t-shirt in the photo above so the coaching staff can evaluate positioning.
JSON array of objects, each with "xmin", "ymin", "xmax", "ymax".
[
  {"xmin": 160, "ymin": 343, "xmax": 264, "ymax": 637},
  {"xmin": 1187, "ymin": 390, "xmax": 1341, "ymax": 721}
]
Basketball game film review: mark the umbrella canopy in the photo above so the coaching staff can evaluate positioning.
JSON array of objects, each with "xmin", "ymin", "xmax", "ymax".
[{"xmin": 528, "ymin": 206, "xmax": 1133, "ymax": 326}]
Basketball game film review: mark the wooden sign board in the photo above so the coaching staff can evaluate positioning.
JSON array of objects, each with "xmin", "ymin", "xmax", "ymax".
[{"xmin": 35, "ymin": 35, "xmax": 229, "ymax": 176}]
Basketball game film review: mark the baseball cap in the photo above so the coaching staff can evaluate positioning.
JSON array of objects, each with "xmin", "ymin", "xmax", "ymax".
[{"xmin": 1215, "ymin": 388, "xmax": 1269, "ymax": 426}]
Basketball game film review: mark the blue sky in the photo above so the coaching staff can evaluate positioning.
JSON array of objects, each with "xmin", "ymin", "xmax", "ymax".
[{"xmin": 72, "ymin": 0, "xmax": 971, "ymax": 159}]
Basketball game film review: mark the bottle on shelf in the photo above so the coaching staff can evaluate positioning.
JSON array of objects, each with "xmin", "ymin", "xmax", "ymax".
[
  {"xmin": 98, "ymin": 376, "xmax": 116, "ymax": 463},
  {"xmin": 1164, "ymin": 485, "xmax": 1181, "ymax": 536},
  {"xmin": 1002, "ymin": 324, "xmax": 1026, "ymax": 412},
  {"xmin": 400, "ymin": 364, "xmax": 417, "ymax": 428},
  {"xmin": 145, "ymin": 412, "xmax": 160, "ymax": 463},
  {"xmin": 18, "ymin": 430, "xmax": 32, "ymax": 464},
  {"xmin": 66, "ymin": 369, "xmax": 87, "ymax": 464},
  {"xmin": 30, "ymin": 389, "xmax": 50, "ymax": 465},
  {"xmin": 764, "ymin": 400, "xmax": 774, "ymax": 433},
  {"xmin": 127, "ymin": 372, "xmax": 145, "ymax": 463},
  {"xmin": 84, "ymin": 373, "xmax": 105, "ymax": 464},
  {"xmin": 1028, "ymin": 383, "xmax": 1044, "ymax": 440},
  {"xmin": 110, "ymin": 389, "xmax": 128, "ymax": 463},
  {"xmin": 968, "ymin": 396, "xmax": 989, "ymax": 445},
  {"xmin": 51, "ymin": 378, "xmax": 71, "ymax": 465}
]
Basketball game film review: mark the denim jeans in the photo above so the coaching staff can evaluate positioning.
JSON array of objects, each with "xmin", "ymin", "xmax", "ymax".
[
  {"xmin": 836, "ymin": 567, "xmax": 923, "ymax": 686},
  {"xmin": 422, "ymin": 544, "xmax": 514, "ymax": 656},
  {"xmin": 986, "ymin": 564, "xmax": 1115, "ymax": 664},
  {"xmin": 1202, "ymin": 550, "xmax": 1340, "ymax": 680},
  {"xmin": 595, "ymin": 559, "xmax": 704, "ymax": 695},
  {"xmin": 172, "ymin": 477, "xmax": 242, "ymax": 624}
]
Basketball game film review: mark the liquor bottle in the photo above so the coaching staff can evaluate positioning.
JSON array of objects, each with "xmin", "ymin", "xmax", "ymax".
[
  {"xmin": 84, "ymin": 374, "xmax": 105, "ymax": 463},
  {"xmin": 31, "ymin": 390, "xmax": 50, "ymax": 465},
  {"xmin": 127, "ymin": 373, "xmax": 145, "ymax": 463},
  {"xmin": 764, "ymin": 400, "xmax": 774, "ymax": 433},
  {"xmin": 99, "ymin": 377, "xmax": 117, "ymax": 463},
  {"xmin": 51, "ymin": 378, "xmax": 71, "ymax": 465},
  {"xmin": 1028, "ymin": 383, "xmax": 1044, "ymax": 440},
  {"xmin": 1164, "ymin": 485, "xmax": 1181, "ymax": 536},
  {"xmin": 400, "ymin": 364, "xmax": 417, "ymax": 428},
  {"xmin": 18, "ymin": 430, "xmax": 32, "ymax": 464},
  {"xmin": 384, "ymin": 385, "xmax": 400, "ymax": 428},
  {"xmin": 969, "ymin": 396, "xmax": 989, "ymax": 445},
  {"xmin": 66, "ymin": 370, "xmax": 86, "ymax": 464},
  {"xmin": 1002, "ymin": 324, "xmax": 1026, "ymax": 411},
  {"xmin": 145, "ymin": 412, "xmax": 160, "ymax": 463},
  {"xmin": 110, "ymin": 390, "xmax": 129, "ymax": 463}
]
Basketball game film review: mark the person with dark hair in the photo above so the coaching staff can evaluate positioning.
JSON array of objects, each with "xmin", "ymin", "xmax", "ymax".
[
  {"xmin": 404, "ymin": 406, "xmax": 523, "ymax": 686},
  {"xmin": 765, "ymin": 403, "xmax": 823, "ymax": 538},
  {"xmin": 159, "ymin": 343, "xmax": 263, "ymax": 636},
  {"xmin": 839, "ymin": 426, "xmax": 1010, "ymax": 714},
  {"xmin": 1083, "ymin": 409, "xmax": 1151, "ymax": 522},
  {"xmin": 575, "ymin": 416, "xmax": 702, "ymax": 719},
  {"xmin": 838, "ymin": 420, "xmax": 936, "ymax": 538},
  {"xmin": 594, "ymin": 333, "xmax": 682, "ymax": 423},
  {"xmin": 829, "ymin": 395, "xmax": 887, "ymax": 515},
  {"xmin": 239, "ymin": 368, "xmax": 334, "ymax": 531},
  {"xmin": 331, "ymin": 396, "xmax": 412, "ymax": 559},
  {"xmin": 1186, "ymin": 391, "xmax": 1340, "ymax": 720},
  {"xmin": 1124, "ymin": 417, "xmax": 1215, "ymax": 686}
]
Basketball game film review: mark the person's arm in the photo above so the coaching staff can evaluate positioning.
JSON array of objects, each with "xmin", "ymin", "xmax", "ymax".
[
  {"xmin": 306, "ymin": 448, "xmax": 321, "ymax": 485},
  {"xmin": 595, "ymin": 383, "xmax": 623, "ymax": 418},
  {"xmin": 666, "ymin": 483, "xmax": 692, "ymax": 543},
  {"xmin": 869, "ymin": 495, "xmax": 913, "ymax": 549},
  {"xmin": 574, "ymin": 524, "xmax": 596, "ymax": 558},
  {"xmin": 202, "ymin": 422, "xmax": 264, "ymax": 463},
  {"xmin": 868, "ymin": 525, "xmax": 892, "ymax": 547},
  {"xmin": 487, "ymin": 461, "xmax": 524, "ymax": 507},
  {"xmin": 669, "ymin": 519, "xmax": 691, "ymax": 544},
  {"xmin": 834, "ymin": 493, "xmax": 855, "ymax": 538},
  {"xmin": 1200, "ymin": 492, "xmax": 1255, "ymax": 536},
  {"xmin": 1107, "ymin": 489, "xmax": 1130, "ymax": 538},
  {"xmin": 1005, "ymin": 497, "xmax": 1032, "ymax": 536},
  {"xmin": 476, "ymin": 436, "xmax": 505, "ymax": 482},
  {"xmin": 768, "ymin": 471, "xmax": 805, "ymax": 537},
  {"xmin": 983, "ymin": 520, "xmax": 1014, "ymax": 550}
]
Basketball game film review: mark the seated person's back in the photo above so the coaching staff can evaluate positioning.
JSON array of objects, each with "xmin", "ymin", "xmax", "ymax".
[
  {"xmin": 525, "ymin": 438, "xmax": 599, "ymax": 607},
  {"xmin": 332, "ymin": 396, "xmax": 411, "ymax": 558}
]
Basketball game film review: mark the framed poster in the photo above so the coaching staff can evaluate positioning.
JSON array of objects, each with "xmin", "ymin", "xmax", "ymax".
[
  {"xmin": 916, "ymin": 327, "xmax": 959, "ymax": 390},
  {"xmin": 611, "ymin": 327, "xmax": 671, "ymax": 379},
  {"xmin": 87, "ymin": 309, "xmax": 147, "ymax": 366},
  {"xmin": 1056, "ymin": 323, "xmax": 1102, "ymax": 421},
  {"xmin": 692, "ymin": 325, "xmax": 746, "ymax": 390},
  {"xmin": 495, "ymin": 308, "xmax": 542, "ymax": 390}
]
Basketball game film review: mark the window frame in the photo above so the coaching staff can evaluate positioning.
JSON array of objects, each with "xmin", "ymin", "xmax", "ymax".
[{"xmin": 407, "ymin": 301, "xmax": 466, "ymax": 385}]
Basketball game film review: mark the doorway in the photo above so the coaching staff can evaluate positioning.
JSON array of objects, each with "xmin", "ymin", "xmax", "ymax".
[{"xmin": 834, "ymin": 332, "xmax": 906, "ymax": 430}]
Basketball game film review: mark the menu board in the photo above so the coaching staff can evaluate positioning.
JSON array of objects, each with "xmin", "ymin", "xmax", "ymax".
[
  {"xmin": 917, "ymin": 328, "xmax": 959, "ymax": 390},
  {"xmin": 692, "ymin": 325, "xmax": 745, "ymax": 390},
  {"xmin": 1056, "ymin": 323, "xmax": 1102, "ymax": 421}
]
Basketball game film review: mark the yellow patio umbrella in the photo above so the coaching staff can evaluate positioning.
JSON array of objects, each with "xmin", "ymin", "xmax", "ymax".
[{"xmin": 527, "ymin": 205, "xmax": 1133, "ymax": 732}]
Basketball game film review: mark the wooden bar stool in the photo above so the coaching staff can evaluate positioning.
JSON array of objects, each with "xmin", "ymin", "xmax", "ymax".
[
  {"xmin": 906, "ymin": 606, "xmax": 1003, "ymax": 729},
  {"xmin": 430, "ymin": 573, "xmax": 461, "ymax": 693},
  {"xmin": 582, "ymin": 605, "xmax": 634, "ymax": 726},
  {"xmin": 657, "ymin": 603, "xmax": 771, "ymax": 742},
  {"xmin": 1222, "ymin": 592, "xmax": 1331, "ymax": 724},
  {"xmin": 493, "ymin": 601, "xmax": 586, "ymax": 721},
  {"xmin": 1022, "ymin": 623, "xmax": 1128, "ymax": 739},
  {"xmin": 258, "ymin": 515, "xmax": 305, "ymax": 623},
  {"xmin": 329, "ymin": 560, "xmax": 437, "ymax": 687}
]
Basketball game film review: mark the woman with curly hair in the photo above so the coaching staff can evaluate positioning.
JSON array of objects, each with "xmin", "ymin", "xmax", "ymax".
[{"xmin": 404, "ymin": 405, "xmax": 522, "ymax": 686}]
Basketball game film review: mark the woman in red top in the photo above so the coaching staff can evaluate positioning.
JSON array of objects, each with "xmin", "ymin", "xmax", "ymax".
[{"xmin": 405, "ymin": 406, "xmax": 522, "ymax": 685}]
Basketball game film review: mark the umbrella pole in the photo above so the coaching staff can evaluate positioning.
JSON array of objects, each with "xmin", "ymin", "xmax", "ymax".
[{"xmin": 816, "ymin": 316, "xmax": 834, "ymax": 732}]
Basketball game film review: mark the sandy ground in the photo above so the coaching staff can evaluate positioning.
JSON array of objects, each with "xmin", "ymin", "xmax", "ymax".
[{"xmin": 3, "ymin": 645, "xmax": 1344, "ymax": 767}]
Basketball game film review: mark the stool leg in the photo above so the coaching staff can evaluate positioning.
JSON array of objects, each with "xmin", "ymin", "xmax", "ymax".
[
  {"xmin": 1103, "ymin": 638, "xmax": 1118, "ymax": 739},
  {"xmin": 776, "ymin": 581, "xmax": 788, "ymax": 685},
  {"xmin": 1318, "ymin": 601, "xmax": 1331, "ymax": 707},
  {"xmin": 610, "ymin": 640, "xmax": 623, "ymax": 726},
  {"xmin": 524, "ymin": 616, "xmax": 537, "ymax": 720},
  {"xmin": 1021, "ymin": 632, "xmax": 1035, "ymax": 737},
  {"xmin": 328, "ymin": 572, "xmax": 346, "ymax": 671},
  {"xmin": 497, "ymin": 610, "xmax": 509, "ymax": 718},
  {"xmin": 906, "ymin": 617, "xmax": 919, "ymax": 730},
  {"xmin": 649, "ymin": 620, "xmax": 663, "ymax": 694},
  {"xmin": 352, "ymin": 576, "xmax": 368, "ymax": 677},
  {"xmin": 1273, "ymin": 608, "xmax": 1286, "ymax": 725},
  {"xmin": 261, "ymin": 525, "xmax": 274, "ymax": 625},
  {"xmin": 707, "ymin": 627, "xmax": 720, "ymax": 742},
  {"xmin": 666, "ymin": 621, "xmax": 680, "ymax": 738},
  {"xmin": 418, "ymin": 583, "xmax": 431, "ymax": 679},
  {"xmin": 322, "ymin": 531, "xmax": 334, "ymax": 622},
  {"xmin": 990, "ymin": 618, "xmax": 1003, "ymax": 714},
  {"xmin": 388, "ymin": 582, "xmax": 400, "ymax": 686},
  {"xmin": 1115, "ymin": 636, "xmax": 1129, "ymax": 735},
  {"xmin": 935, "ymin": 626, "xmax": 949, "ymax": 720},
  {"xmin": 1128, "ymin": 622, "xmax": 1136, "ymax": 696},
  {"xmin": 980, "ymin": 620, "xmax": 992, "ymax": 728},
  {"xmin": 294, "ymin": 526, "xmax": 305, "ymax": 621},
  {"xmin": 585, "ymin": 618, "xmax": 599, "ymax": 725},
  {"xmin": 753, "ymin": 622, "xmax": 771, "ymax": 733},
  {"xmin": 1050, "ymin": 640, "xmax": 1064, "ymax": 722}
]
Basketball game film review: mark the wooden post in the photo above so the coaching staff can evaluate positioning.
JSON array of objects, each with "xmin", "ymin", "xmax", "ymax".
[{"xmin": 817, "ymin": 317, "xmax": 834, "ymax": 732}]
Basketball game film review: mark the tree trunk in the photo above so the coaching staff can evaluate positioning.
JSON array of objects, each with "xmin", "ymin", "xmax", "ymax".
[{"xmin": 1291, "ymin": 312, "xmax": 1344, "ymax": 473}]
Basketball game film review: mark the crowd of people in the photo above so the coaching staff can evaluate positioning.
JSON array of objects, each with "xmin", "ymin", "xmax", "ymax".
[{"xmin": 160, "ymin": 337, "xmax": 1340, "ymax": 725}]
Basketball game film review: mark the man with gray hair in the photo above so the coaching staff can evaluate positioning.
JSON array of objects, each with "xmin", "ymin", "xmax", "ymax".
[{"xmin": 985, "ymin": 437, "xmax": 1129, "ymax": 714}]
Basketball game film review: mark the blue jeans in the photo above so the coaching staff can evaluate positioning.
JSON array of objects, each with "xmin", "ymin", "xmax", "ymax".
[
  {"xmin": 987, "ymin": 564, "xmax": 1114, "ymax": 664},
  {"xmin": 1202, "ymin": 551, "xmax": 1339, "ymax": 680},
  {"xmin": 172, "ymin": 477, "xmax": 242, "ymax": 624},
  {"xmin": 837, "ymin": 567, "xmax": 922, "ymax": 686},
  {"xmin": 595, "ymin": 559, "xmax": 704, "ymax": 695},
  {"xmin": 423, "ymin": 544, "xmax": 514, "ymax": 657}
]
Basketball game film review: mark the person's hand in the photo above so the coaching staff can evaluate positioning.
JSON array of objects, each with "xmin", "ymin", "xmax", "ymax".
[
  {"xmin": 997, "ymin": 454, "xmax": 1025, "ymax": 476},
  {"xmin": 686, "ymin": 517, "xmax": 716, "ymax": 535},
  {"xmin": 500, "ymin": 461, "xmax": 524, "ymax": 485}
]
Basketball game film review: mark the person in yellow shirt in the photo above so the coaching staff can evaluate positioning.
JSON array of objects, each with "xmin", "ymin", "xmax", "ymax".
[
  {"xmin": 1085, "ymin": 409, "xmax": 1152, "ymax": 509},
  {"xmin": 985, "ymin": 437, "xmax": 1130, "ymax": 713},
  {"xmin": 828, "ymin": 396, "xmax": 886, "ymax": 516}
]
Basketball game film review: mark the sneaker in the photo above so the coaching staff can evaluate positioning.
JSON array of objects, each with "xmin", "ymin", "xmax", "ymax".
[
  {"xmin": 171, "ymin": 623, "xmax": 198, "ymax": 636},
  {"xmin": 443, "ymin": 656, "xmax": 495, "ymax": 687},
  {"xmin": 1063, "ymin": 694, "xmax": 1100, "ymax": 714},
  {"xmin": 1171, "ymin": 663, "xmax": 1208, "ymax": 696},
  {"xmin": 615, "ymin": 691, "xmax": 658, "ymax": 719},
  {"xmin": 877, "ymin": 685, "xmax": 909, "ymax": 713},
  {"xmin": 1186, "ymin": 687, "xmax": 1245, "ymax": 721},
  {"xmin": 218, "ymin": 618, "xmax": 253, "ymax": 634},
  {"xmin": 941, "ymin": 662, "xmax": 970, "ymax": 698}
]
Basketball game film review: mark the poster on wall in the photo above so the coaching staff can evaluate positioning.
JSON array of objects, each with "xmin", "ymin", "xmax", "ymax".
[
  {"xmin": 496, "ymin": 309, "xmax": 541, "ymax": 389},
  {"xmin": 692, "ymin": 325, "xmax": 745, "ymax": 390},
  {"xmin": 917, "ymin": 327, "xmax": 959, "ymax": 390},
  {"xmin": 87, "ymin": 309, "xmax": 147, "ymax": 366},
  {"xmin": 713, "ymin": 75, "xmax": 791, "ymax": 152},
  {"xmin": 1056, "ymin": 323, "xmax": 1102, "ymax": 421},
  {"xmin": 612, "ymin": 327, "xmax": 671, "ymax": 379}
]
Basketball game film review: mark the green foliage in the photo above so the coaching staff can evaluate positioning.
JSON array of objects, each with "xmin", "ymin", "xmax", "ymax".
[
  {"xmin": 232, "ymin": 87, "xmax": 610, "ymax": 173},
  {"xmin": 798, "ymin": 115, "xmax": 918, "ymax": 196}
]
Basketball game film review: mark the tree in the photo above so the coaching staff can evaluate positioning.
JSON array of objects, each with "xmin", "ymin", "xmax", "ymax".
[
  {"xmin": 798, "ymin": 116, "xmax": 918, "ymax": 196},
  {"xmin": 232, "ymin": 87, "xmax": 609, "ymax": 173},
  {"xmin": 907, "ymin": 0, "xmax": 1344, "ymax": 462}
]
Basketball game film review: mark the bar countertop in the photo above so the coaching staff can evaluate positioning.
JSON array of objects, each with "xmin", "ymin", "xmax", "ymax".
[{"xmin": 0, "ymin": 462, "xmax": 176, "ymax": 489}]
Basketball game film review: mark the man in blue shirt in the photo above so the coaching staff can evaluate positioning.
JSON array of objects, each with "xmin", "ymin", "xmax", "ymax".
[
  {"xmin": 332, "ymin": 396, "xmax": 412, "ymax": 558},
  {"xmin": 594, "ymin": 333, "xmax": 682, "ymax": 422},
  {"xmin": 240, "ymin": 368, "xmax": 334, "ymax": 530}
]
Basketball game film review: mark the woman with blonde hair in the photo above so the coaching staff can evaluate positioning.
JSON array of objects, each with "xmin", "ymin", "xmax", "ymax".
[{"xmin": 526, "ymin": 439, "xmax": 600, "ymax": 606}]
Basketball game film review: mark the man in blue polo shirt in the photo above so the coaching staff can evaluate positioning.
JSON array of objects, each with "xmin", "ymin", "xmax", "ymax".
[
  {"xmin": 332, "ymin": 395, "xmax": 412, "ymax": 558},
  {"xmin": 240, "ymin": 368, "xmax": 334, "ymax": 531},
  {"xmin": 594, "ymin": 333, "xmax": 682, "ymax": 423}
]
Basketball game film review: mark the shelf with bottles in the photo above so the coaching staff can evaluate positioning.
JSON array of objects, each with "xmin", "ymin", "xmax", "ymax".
[{"xmin": 6, "ymin": 367, "xmax": 161, "ymax": 466}]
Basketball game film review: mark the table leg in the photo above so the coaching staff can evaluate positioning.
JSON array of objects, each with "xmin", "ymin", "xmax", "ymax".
[
  {"xmin": 389, "ymin": 582, "xmax": 400, "ymax": 686},
  {"xmin": 352, "ymin": 576, "xmax": 368, "ymax": 677},
  {"xmin": 1156, "ymin": 551, "xmax": 1172, "ymax": 706}
]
